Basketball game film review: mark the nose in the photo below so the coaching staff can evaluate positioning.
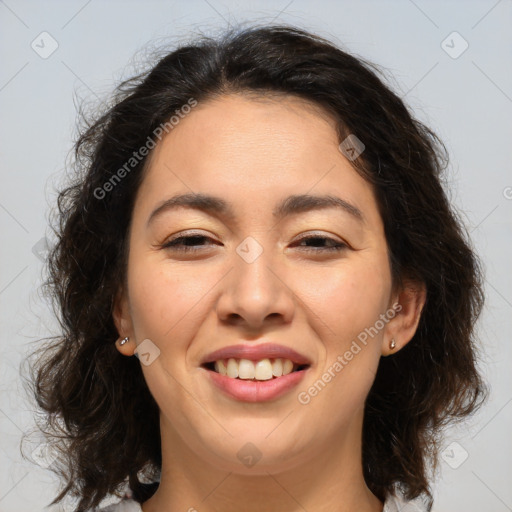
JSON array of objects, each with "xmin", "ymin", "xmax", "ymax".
[{"xmin": 215, "ymin": 243, "xmax": 295, "ymax": 331}]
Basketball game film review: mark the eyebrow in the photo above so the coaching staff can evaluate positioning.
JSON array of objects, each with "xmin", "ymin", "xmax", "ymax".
[{"xmin": 147, "ymin": 192, "xmax": 364, "ymax": 227}]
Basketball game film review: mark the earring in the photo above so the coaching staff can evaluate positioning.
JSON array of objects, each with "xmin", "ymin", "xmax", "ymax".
[
  {"xmin": 119, "ymin": 336, "xmax": 129, "ymax": 346},
  {"xmin": 390, "ymin": 338, "xmax": 396, "ymax": 350}
]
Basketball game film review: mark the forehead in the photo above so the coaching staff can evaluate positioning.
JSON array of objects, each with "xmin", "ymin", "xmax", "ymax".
[
  {"xmin": 158, "ymin": 94, "xmax": 334, "ymax": 160},
  {"xmin": 135, "ymin": 93, "xmax": 380, "ymax": 225},
  {"xmin": 148, "ymin": 92, "xmax": 340, "ymax": 173}
]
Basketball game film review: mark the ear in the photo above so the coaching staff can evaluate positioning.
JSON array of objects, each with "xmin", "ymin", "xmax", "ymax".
[
  {"xmin": 112, "ymin": 287, "xmax": 136, "ymax": 356},
  {"xmin": 382, "ymin": 279, "xmax": 426, "ymax": 356}
]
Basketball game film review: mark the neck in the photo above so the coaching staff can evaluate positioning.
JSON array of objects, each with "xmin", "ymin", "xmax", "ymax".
[{"xmin": 141, "ymin": 409, "xmax": 383, "ymax": 512}]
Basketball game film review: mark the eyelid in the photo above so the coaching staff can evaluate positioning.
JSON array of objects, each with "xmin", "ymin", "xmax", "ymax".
[
  {"xmin": 161, "ymin": 229, "xmax": 217, "ymax": 245},
  {"xmin": 168, "ymin": 229, "xmax": 213, "ymax": 238},
  {"xmin": 293, "ymin": 230, "xmax": 344, "ymax": 242}
]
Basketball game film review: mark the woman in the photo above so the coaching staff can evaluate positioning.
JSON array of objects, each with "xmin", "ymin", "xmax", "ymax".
[{"xmin": 27, "ymin": 25, "xmax": 487, "ymax": 512}]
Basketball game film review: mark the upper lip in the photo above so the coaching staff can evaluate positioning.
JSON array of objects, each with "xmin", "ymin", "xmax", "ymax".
[{"xmin": 201, "ymin": 342, "xmax": 311, "ymax": 366}]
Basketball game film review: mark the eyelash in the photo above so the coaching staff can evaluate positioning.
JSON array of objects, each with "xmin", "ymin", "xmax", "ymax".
[{"xmin": 161, "ymin": 233, "xmax": 347, "ymax": 253}]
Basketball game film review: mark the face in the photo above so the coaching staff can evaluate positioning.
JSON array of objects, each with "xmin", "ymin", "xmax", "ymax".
[{"xmin": 115, "ymin": 93, "xmax": 417, "ymax": 474}]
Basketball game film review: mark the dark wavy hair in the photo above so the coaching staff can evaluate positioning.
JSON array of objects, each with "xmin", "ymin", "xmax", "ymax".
[{"xmin": 23, "ymin": 24, "xmax": 487, "ymax": 511}]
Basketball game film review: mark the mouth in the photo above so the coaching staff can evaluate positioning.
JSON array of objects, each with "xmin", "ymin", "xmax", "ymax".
[
  {"xmin": 200, "ymin": 342, "xmax": 312, "ymax": 402},
  {"xmin": 201, "ymin": 357, "xmax": 311, "ymax": 403},
  {"xmin": 202, "ymin": 358, "xmax": 310, "ymax": 381}
]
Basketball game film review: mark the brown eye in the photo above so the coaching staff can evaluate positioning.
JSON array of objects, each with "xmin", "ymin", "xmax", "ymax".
[
  {"xmin": 162, "ymin": 233, "xmax": 219, "ymax": 252},
  {"xmin": 292, "ymin": 235, "xmax": 347, "ymax": 252}
]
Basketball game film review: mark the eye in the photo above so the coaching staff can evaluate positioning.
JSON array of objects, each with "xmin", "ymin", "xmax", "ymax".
[
  {"xmin": 161, "ymin": 232, "xmax": 219, "ymax": 253},
  {"xmin": 292, "ymin": 234, "xmax": 347, "ymax": 252},
  {"xmin": 160, "ymin": 232, "xmax": 348, "ymax": 254}
]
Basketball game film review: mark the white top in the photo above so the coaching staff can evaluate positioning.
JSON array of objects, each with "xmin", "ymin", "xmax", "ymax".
[{"xmin": 97, "ymin": 490, "xmax": 429, "ymax": 511}]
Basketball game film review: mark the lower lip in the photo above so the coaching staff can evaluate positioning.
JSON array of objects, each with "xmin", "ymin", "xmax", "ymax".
[{"xmin": 205, "ymin": 368, "xmax": 308, "ymax": 402}]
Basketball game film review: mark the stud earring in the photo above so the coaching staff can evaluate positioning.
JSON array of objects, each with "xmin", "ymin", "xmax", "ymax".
[
  {"xmin": 390, "ymin": 338, "xmax": 396, "ymax": 350},
  {"xmin": 119, "ymin": 336, "xmax": 129, "ymax": 346}
]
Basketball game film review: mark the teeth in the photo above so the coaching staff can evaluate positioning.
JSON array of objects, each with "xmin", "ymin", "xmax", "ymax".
[
  {"xmin": 254, "ymin": 359, "xmax": 273, "ymax": 380},
  {"xmin": 212, "ymin": 357, "xmax": 300, "ymax": 380},
  {"xmin": 283, "ymin": 359, "xmax": 293, "ymax": 375},
  {"xmin": 238, "ymin": 359, "xmax": 255, "ymax": 379},
  {"xmin": 272, "ymin": 358, "xmax": 283, "ymax": 377},
  {"xmin": 226, "ymin": 358, "xmax": 239, "ymax": 378},
  {"xmin": 214, "ymin": 359, "xmax": 227, "ymax": 376}
]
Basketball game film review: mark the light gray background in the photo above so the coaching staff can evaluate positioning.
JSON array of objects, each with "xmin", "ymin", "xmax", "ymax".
[{"xmin": 1, "ymin": 1, "xmax": 511, "ymax": 511}]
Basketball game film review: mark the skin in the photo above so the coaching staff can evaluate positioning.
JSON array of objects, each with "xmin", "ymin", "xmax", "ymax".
[{"xmin": 114, "ymin": 93, "xmax": 426, "ymax": 512}]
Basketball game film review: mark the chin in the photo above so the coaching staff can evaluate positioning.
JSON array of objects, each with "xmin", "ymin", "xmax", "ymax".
[{"xmin": 193, "ymin": 429, "xmax": 311, "ymax": 475}]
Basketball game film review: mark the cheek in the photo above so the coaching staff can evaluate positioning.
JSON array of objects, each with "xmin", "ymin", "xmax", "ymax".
[
  {"xmin": 291, "ymin": 255, "xmax": 391, "ymax": 427},
  {"xmin": 296, "ymin": 255, "xmax": 391, "ymax": 344},
  {"xmin": 125, "ymin": 259, "xmax": 215, "ymax": 410},
  {"xmin": 126, "ymin": 256, "xmax": 215, "ymax": 343}
]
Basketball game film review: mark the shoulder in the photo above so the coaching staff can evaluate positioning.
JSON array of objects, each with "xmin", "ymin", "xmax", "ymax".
[
  {"xmin": 383, "ymin": 489, "xmax": 431, "ymax": 512},
  {"xmin": 96, "ymin": 499, "xmax": 142, "ymax": 512}
]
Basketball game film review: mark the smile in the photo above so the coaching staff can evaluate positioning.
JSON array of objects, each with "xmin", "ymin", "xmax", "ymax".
[
  {"xmin": 205, "ymin": 357, "xmax": 309, "ymax": 380},
  {"xmin": 202, "ymin": 358, "xmax": 310, "ymax": 402}
]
